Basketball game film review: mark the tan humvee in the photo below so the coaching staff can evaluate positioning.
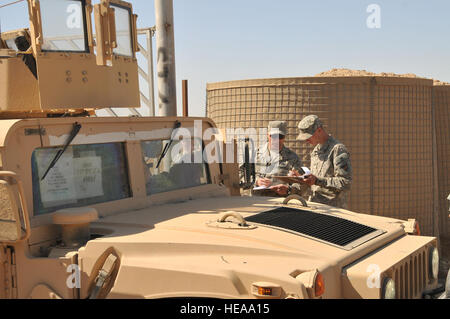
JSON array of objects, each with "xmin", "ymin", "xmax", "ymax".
[{"xmin": 0, "ymin": 0, "xmax": 444, "ymax": 299}]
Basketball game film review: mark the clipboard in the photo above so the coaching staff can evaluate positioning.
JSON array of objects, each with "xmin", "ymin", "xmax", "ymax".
[{"xmin": 272, "ymin": 175, "xmax": 310, "ymax": 184}]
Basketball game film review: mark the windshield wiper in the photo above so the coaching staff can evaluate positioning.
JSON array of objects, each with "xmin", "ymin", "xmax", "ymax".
[
  {"xmin": 41, "ymin": 122, "xmax": 82, "ymax": 181},
  {"xmin": 156, "ymin": 120, "xmax": 181, "ymax": 169}
]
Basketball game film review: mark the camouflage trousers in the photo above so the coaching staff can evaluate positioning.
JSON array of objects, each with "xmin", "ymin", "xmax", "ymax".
[{"xmin": 309, "ymin": 192, "xmax": 348, "ymax": 209}]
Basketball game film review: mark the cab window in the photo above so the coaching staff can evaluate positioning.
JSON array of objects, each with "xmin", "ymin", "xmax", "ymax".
[
  {"xmin": 40, "ymin": 0, "xmax": 88, "ymax": 52},
  {"xmin": 31, "ymin": 142, "xmax": 131, "ymax": 215},
  {"xmin": 110, "ymin": 3, "xmax": 133, "ymax": 57},
  {"xmin": 141, "ymin": 138, "xmax": 209, "ymax": 195}
]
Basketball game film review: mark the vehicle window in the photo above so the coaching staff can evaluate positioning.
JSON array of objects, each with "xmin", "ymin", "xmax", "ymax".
[
  {"xmin": 31, "ymin": 142, "xmax": 131, "ymax": 215},
  {"xmin": 110, "ymin": 3, "xmax": 133, "ymax": 57},
  {"xmin": 141, "ymin": 138, "xmax": 209, "ymax": 195},
  {"xmin": 40, "ymin": 0, "xmax": 88, "ymax": 52},
  {"xmin": 5, "ymin": 39, "xmax": 18, "ymax": 51}
]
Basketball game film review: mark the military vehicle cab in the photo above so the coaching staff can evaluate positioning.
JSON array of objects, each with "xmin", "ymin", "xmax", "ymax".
[{"xmin": 0, "ymin": 0, "xmax": 445, "ymax": 299}]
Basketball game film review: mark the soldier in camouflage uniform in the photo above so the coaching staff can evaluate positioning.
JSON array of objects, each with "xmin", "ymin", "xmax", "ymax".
[
  {"xmin": 252, "ymin": 121, "xmax": 303, "ymax": 197},
  {"xmin": 292, "ymin": 115, "xmax": 352, "ymax": 208}
]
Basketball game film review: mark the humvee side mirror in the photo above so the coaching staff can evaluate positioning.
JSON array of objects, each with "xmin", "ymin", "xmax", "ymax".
[{"xmin": 0, "ymin": 172, "xmax": 30, "ymax": 243}]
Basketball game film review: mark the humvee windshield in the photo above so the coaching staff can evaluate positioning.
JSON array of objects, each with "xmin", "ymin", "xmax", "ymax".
[
  {"xmin": 142, "ymin": 138, "xmax": 209, "ymax": 195},
  {"xmin": 31, "ymin": 142, "xmax": 131, "ymax": 215},
  {"xmin": 29, "ymin": 136, "xmax": 211, "ymax": 215}
]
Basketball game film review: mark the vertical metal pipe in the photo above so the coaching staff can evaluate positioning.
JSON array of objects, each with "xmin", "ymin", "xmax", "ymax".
[
  {"xmin": 182, "ymin": 79, "xmax": 188, "ymax": 117},
  {"xmin": 154, "ymin": 0, "xmax": 177, "ymax": 116},
  {"xmin": 147, "ymin": 28, "xmax": 156, "ymax": 116}
]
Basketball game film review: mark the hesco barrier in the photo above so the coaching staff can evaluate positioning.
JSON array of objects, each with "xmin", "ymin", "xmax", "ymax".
[
  {"xmin": 206, "ymin": 77, "xmax": 438, "ymax": 236},
  {"xmin": 433, "ymin": 85, "xmax": 450, "ymax": 236}
]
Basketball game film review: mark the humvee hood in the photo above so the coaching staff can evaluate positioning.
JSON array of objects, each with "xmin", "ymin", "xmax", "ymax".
[{"xmin": 86, "ymin": 195, "xmax": 407, "ymax": 270}]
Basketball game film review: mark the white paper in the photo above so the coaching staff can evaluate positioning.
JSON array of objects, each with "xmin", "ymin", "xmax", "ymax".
[
  {"xmin": 74, "ymin": 156, "xmax": 104, "ymax": 199},
  {"xmin": 37, "ymin": 149, "xmax": 77, "ymax": 207},
  {"xmin": 302, "ymin": 167, "xmax": 312, "ymax": 176},
  {"xmin": 253, "ymin": 186, "xmax": 268, "ymax": 190}
]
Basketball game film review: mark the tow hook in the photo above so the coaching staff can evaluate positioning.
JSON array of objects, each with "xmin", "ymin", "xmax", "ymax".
[
  {"xmin": 87, "ymin": 249, "xmax": 120, "ymax": 299},
  {"xmin": 283, "ymin": 195, "xmax": 308, "ymax": 207},
  {"xmin": 88, "ymin": 254, "xmax": 118, "ymax": 299},
  {"xmin": 217, "ymin": 211, "xmax": 248, "ymax": 227}
]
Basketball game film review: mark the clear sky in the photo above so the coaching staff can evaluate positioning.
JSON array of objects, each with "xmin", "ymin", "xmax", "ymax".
[{"xmin": 1, "ymin": 0, "xmax": 450, "ymax": 117}]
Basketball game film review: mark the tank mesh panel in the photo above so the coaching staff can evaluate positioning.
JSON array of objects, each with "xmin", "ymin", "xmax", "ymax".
[{"xmin": 433, "ymin": 86, "xmax": 450, "ymax": 236}]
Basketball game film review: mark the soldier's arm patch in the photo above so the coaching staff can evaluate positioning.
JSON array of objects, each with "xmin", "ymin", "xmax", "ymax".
[
  {"xmin": 335, "ymin": 152, "xmax": 350, "ymax": 172},
  {"xmin": 329, "ymin": 145, "xmax": 352, "ymax": 190}
]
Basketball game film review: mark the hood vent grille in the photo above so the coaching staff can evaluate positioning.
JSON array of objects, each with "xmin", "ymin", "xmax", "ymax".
[{"xmin": 246, "ymin": 207, "xmax": 383, "ymax": 249}]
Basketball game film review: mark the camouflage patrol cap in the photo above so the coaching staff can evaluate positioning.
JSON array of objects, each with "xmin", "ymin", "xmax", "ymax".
[
  {"xmin": 268, "ymin": 121, "xmax": 287, "ymax": 136},
  {"xmin": 297, "ymin": 115, "xmax": 323, "ymax": 141}
]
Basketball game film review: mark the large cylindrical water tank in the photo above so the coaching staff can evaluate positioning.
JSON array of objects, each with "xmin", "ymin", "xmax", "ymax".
[
  {"xmin": 433, "ymin": 84, "xmax": 450, "ymax": 236},
  {"xmin": 207, "ymin": 76, "xmax": 436, "ymax": 235}
]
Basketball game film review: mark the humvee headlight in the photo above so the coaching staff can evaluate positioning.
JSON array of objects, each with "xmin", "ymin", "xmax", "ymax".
[
  {"xmin": 429, "ymin": 247, "xmax": 439, "ymax": 280},
  {"xmin": 382, "ymin": 278, "xmax": 396, "ymax": 299}
]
